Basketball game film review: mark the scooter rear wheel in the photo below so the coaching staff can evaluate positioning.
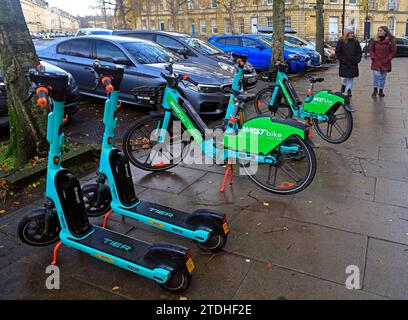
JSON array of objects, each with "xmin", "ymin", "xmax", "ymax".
[
  {"xmin": 17, "ymin": 208, "xmax": 60, "ymax": 246},
  {"xmin": 313, "ymin": 104, "xmax": 353, "ymax": 144},
  {"xmin": 82, "ymin": 183, "xmax": 111, "ymax": 217},
  {"xmin": 194, "ymin": 222, "xmax": 228, "ymax": 253},
  {"xmin": 254, "ymin": 86, "xmax": 293, "ymax": 119},
  {"xmin": 160, "ymin": 267, "xmax": 192, "ymax": 294}
]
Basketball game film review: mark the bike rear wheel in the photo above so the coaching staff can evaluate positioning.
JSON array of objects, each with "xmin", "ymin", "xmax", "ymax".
[
  {"xmin": 242, "ymin": 135, "xmax": 316, "ymax": 195},
  {"xmin": 313, "ymin": 104, "xmax": 353, "ymax": 144},
  {"xmin": 123, "ymin": 115, "xmax": 189, "ymax": 171},
  {"xmin": 254, "ymin": 86, "xmax": 293, "ymax": 119}
]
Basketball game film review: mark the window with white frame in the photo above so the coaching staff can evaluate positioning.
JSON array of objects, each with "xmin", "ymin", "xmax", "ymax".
[
  {"xmin": 388, "ymin": 16, "xmax": 396, "ymax": 34},
  {"xmin": 188, "ymin": 0, "xmax": 194, "ymax": 10},
  {"xmin": 285, "ymin": 16, "xmax": 291, "ymax": 27},
  {"xmin": 200, "ymin": 19, "xmax": 206, "ymax": 33},
  {"xmin": 225, "ymin": 18, "xmax": 232, "ymax": 33},
  {"xmin": 329, "ymin": 0, "xmax": 338, "ymax": 3},
  {"xmin": 267, "ymin": 0, "xmax": 273, "ymax": 5},
  {"xmin": 267, "ymin": 17, "xmax": 273, "ymax": 27},
  {"xmin": 211, "ymin": 19, "xmax": 218, "ymax": 33},
  {"xmin": 389, "ymin": 0, "xmax": 398, "ymax": 11},
  {"xmin": 239, "ymin": 18, "xmax": 245, "ymax": 33},
  {"xmin": 159, "ymin": 1, "xmax": 164, "ymax": 10},
  {"xmin": 210, "ymin": 0, "xmax": 217, "ymax": 8},
  {"xmin": 349, "ymin": 0, "xmax": 357, "ymax": 4}
]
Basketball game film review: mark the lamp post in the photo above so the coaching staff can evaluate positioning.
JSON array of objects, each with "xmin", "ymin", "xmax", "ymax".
[{"xmin": 341, "ymin": 0, "xmax": 346, "ymax": 35}]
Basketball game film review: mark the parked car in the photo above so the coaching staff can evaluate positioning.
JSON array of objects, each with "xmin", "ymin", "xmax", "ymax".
[
  {"xmin": 112, "ymin": 30, "xmax": 258, "ymax": 89},
  {"xmin": 361, "ymin": 37, "xmax": 408, "ymax": 57},
  {"xmin": 0, "ymin": 62, "xmax": 80, "ymax": 129},
  {"xmin": 37, "ymin": 35, "xmax": 234, "ymax": 115},
  {"xmin": 208, "ymin": 34, "xmax": 309, "ymax": 72},
  {"xmin": 75, "ymin": 28, "xmax": 113, "ymax": 36},
  {"xmin": 252, "ymin": 34, "xmax": 321, "ymax": 67},
  {"xmin": 284, "ymin": 34, "xmax": 336, "ymax": 62}
]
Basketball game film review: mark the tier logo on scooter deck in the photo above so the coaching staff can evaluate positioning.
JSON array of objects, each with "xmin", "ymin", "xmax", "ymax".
[
  {"xmin": 241, "ymin": 127, "xmax": 283, "ymax": 139},
  {"xmin": 103, "ymin": 238, "xmax": 133, "ymax": 252},
  {"xmin": 149, "ymin": 207, "xmax": 174, "ymax": 218}
]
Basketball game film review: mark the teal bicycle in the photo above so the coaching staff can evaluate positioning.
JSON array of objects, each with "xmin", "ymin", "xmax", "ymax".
[
  {"xmin": 255, "ymin": 62, "xmax": 353, "ymax": 144},
  {"xmin": 123, "ymin": 61, "xmax": 317, "ymax": 195}
]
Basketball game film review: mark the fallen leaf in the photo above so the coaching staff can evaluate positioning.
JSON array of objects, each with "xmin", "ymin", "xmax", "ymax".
[
  {"xmin": 245, "ymin": 259, "xmax": 251, "ymax": 263},
  {"xmin": 323, "ymin": 207, "xmax": 335, "ymax": 215},
  {"xmin": 263, "ymin": 202, "xmax": 269, "ymax": 207},
  {"xmin": 0, "ymin": 210, "xmax": 6, "ymax": 214},
  {"xmin": 111, "ymin": 286, "xmax": 120, "ymax": 291},
  {"xmin": 266, "ymin": 262, "xmax": 273, "ymax": 269},
  {"xmin": 179, "ymin": 295, "xmax": 188, "ymax": 300}
]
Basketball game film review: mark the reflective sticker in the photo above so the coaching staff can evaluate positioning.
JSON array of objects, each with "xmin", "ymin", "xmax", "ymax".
[
  {"xmin": 222, "ymin": 222, "xmax": 230, "ymax": 235},
  {"xmin": 148, "ymin": 220, "xmax": 165, "ymax": 228},
  {"xmin": 96, "ymin": 253, "xmax": 114, "ymax": 262},
  {"xmin": 186, "ymin": 258, "xmax": 195, "ymax": 274}
]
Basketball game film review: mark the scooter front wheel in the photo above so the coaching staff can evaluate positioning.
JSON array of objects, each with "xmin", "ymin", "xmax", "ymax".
[
  {"xmin": 254, "ymin": 86, "xmax": 293, "ymax": 119},
  {"xmin": 82, "ymin": 183, "xmax": 111, "ymax": 217},
  {"xmin": 17, "ymin": 208, "xmax": 60, "ymax": 246},
  {"xmin": 195, "ymin": 225, "xmax": 228, "ymax": 253},
  {"xmin": 313, "ymin": 104, "xmax": 353, "ymax": 144},
  {"xmin": 160, "ymin": 267, "xmax": 192, "ymax": 294}
]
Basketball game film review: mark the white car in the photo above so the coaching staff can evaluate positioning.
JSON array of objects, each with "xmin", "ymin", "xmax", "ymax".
[{"xmin": 285, "ymin": 34, "xmax": 334, "ymax": 61}]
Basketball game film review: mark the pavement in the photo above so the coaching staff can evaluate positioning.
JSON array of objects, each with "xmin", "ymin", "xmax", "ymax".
[{"xmin": 1, "ymin": 58, "xmax": 408, "ymax": 300}]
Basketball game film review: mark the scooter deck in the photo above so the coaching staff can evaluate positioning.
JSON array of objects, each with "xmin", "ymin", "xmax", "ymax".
[
  {"xmin": 120, "ymin": 201, "xmax": 193, "ymax": 229},
  {"xmin": 66, "ymin": 225, "xmax": 151, "ymax": 266}
]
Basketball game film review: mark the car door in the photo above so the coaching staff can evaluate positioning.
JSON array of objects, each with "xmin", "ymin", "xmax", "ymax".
[
  {"xmin": 396, "ymin": 38, "xmax": 404, "ymax": 57},
  {"xmin": 55, "ymin": 38, "xmax": 95, "ymax": 92},
  {"xmin": 402, "ymin": 38, "xmax": 408, "ymax": 56},
  {"xmin": 94, "ymin": 39, "xmax": 135, "ymax": 101},
  {"xmin": 241, "ymin": 38, "xmax": 268, "ymax": 70}
]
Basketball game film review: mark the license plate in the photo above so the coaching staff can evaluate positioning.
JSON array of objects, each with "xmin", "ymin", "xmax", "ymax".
[
  {"xmin": 186, "ymin": 258, "xmax": 195, "ymax": 274},
  {"xmin": 223, "ymin": 222, "xmax": 230, "ymax": 234},
  {"xmin": 247, "ymin": 76, "xmax": 256, "ymax": 84}
]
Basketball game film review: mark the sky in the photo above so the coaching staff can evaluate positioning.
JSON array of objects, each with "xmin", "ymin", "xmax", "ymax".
[{"xmin": 45, "ymin": 0, "xmax": 104, "ymax": 17}]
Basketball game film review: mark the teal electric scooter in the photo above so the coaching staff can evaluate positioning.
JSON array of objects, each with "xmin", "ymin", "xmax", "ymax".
[
  {"xmin": 17, "ymin": 65, "xmax": 195, "ymax": 293},
  {"xmin": 81, "ymin": 61, "xmax": 229, "ymax": 252}
]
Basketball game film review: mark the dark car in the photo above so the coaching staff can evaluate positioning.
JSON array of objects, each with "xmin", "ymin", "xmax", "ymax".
[
  {"xmin": 0, "ymin": 61, "xmax": 79, "ymax": 129},
  {"xmin": 396, "ymin": 37, "xmax": 408, "ymax": 57},
  {"xmin": 37, "ymin": 35, "xmax": 234, "ymax": 115},
  {"xmin": 112, "ymin": 30, "xmax": 258, "ymax": 89}
]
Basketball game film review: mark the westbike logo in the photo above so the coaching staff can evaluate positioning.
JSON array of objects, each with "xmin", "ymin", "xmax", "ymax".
[
  {"xmin": 313, "ymin": 97, "xmax": 333, "ymax": 104},
  {"xmin": 241, "ymin": 127, "xmax": 283, "ymax": 139}
]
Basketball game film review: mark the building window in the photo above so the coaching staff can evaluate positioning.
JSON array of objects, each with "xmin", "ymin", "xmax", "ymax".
[
  {"xmin": 211, "ymin": 19, "xmax": 218, "ymax": 34},
  {"xmin": 329, "ymin": 0, "xmax": 338, "ymax": 3},
  {"xmin": 160, "ymin": 21, "xmax": 165, "ymax": 31},
  {"xmin": 210, "ymin": 0, "xmax": 217, "ymax": 8},
  {"xmin": 225, "ymin": 18, "xmax": 232, "ymax": 33},
  {"xmin": 267, "ymin": 17, "xmax": 273, "ymax": 27},
  {"xmin": 285, "ymin": 16, "xmax": 292, "ymax": 28},
  {"xmin": 200, "ymin": 19, "xmax": 206, "ymax": 33},
  {"xmin": 188, "ymin": 0, "xmax": 194, "ymax": 10},
  {"xmin": 349, "ymin": 0, "xmax": 357, "ymax": 4},
  {"xmin": 159, "ymin": 1, "xmax": 164, "ymax": 11},
  {"xmin": 388, "ymin": 0, "xmax": 398, "ymax": 11},
  {"xmin": 267, "ymin": 0, "xmax": 272, "ymax": 4},
  {"xmin": 179, "ymin": 20, "xmax": 184, "ymax": 32},
  {"xmin": 369, "ymin": 0, "xmax": 376, "ymax": 10},
  {"xmin": 388, "ymin": 16, "xmax": 396, "ymax": 35},
  {"xmin": 239, "ymin": 18, "xmax": 245, "ymax": 33}
]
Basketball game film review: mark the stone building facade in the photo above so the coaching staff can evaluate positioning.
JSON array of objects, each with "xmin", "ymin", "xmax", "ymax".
[
  {"xmin": 21, "ymin": 0, "xmax": 80, "ymax": 33},
  {"xmin": 123, "ymin": 0, "xmax": 408, "ymax": 40}
]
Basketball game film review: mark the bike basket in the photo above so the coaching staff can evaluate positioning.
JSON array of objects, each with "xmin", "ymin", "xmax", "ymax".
[
  {"xmin": 259, "ymin": 70, "xmax": 277, "ymax": 82},
  {"xmin": 131, "ymin": 85, "xmax": 165, "ymax": 106}
]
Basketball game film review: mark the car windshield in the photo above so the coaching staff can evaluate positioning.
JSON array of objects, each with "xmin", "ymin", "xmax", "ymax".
[
  {"xmin": 122, "ymin": 41, "xmax": 179, "ymax": 64},
  {"xmin": 179, "ymin": 37, "xmax": 222, "ymax": 55},
  {"xmin": 90, "ymin": 30, "xmax": 112, "ymax": 35},
  {"xmin": 258, "ymin": 37, "xmax": 271, "ymax": 47}
]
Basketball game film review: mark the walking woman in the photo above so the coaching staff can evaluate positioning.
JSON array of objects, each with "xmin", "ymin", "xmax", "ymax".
[
  {"xmin": 335, "ymin": 26, "xmax": 362, "ymax": 96},
  {"xmin": 369, "ymin": 26, "xmax": 397, "ymax": 97}
]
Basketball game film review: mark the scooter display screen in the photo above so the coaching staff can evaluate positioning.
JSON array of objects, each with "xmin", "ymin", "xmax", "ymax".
[{"xmin": 283, "ymin": 79, "xmax": 301, "ymax": 105}]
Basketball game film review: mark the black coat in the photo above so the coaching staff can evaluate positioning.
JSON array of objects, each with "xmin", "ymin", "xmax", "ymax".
[{"xmin": 335, "ymin": 39, "xmax": 362, "ymax": 78}]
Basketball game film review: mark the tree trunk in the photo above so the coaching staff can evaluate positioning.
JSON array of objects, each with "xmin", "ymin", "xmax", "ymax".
[
  {"xmin": 271, "ymin": 0, "xmax": 285, "ymax": 68},
  {"xmin": 0, "ymin": 0, "xmax": 46, "ymax": 167},
  {"xmin": 117, "ymin": 0, "xmax": 127, "ymax": 29},
  {"xmin": 316, "ymin": 0, "xmax": 326, "ymax": 63}
]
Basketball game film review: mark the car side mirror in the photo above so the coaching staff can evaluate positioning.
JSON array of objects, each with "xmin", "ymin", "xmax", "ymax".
[
  {"xmin": 177, "ymin": 48, "xmax": 188, "ymax": 57},
  {"xmin": 112, "ymin": 57, "xmax": 133, "ymax": 66}
]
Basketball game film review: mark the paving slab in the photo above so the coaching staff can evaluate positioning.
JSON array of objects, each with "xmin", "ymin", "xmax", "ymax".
[
  {"xmin": 379, "ymin": 146, "xmax": 408, "ymax": 163},
  {"xmin": 283, "ymin": 194, "xmax": 408, "ymax": 245},
  {"xmin": 130, "ymin": 165, "xmax": 207, "ymax": 194},
  {"xmin": 363, "ymin": 238, "xmax": 408, "ymax": 300},
  {"xmin": 356, "ymin": 158, "xmax": 408, "ymax": 182},
  {"xmin": 375, "ymin": 178, "xmax": 408, "ymax": 207},
  {"xmin": 233, "ymin": 261, "xmax": 385, "ymax": 300},
  {"xmin": 227, "ymin": 209, "xmax": 368, "ymax": 285}
]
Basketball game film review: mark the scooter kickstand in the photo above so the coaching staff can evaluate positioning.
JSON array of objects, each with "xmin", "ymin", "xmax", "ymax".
[
  {"xmin": 220, "ymin": 161, "xmax": 234, "ymax": 193},
  {"xmin": 51, "ymin": 241, "xmax": 63, "ymax": 265},
  {"xmin": 102, "ymin": 210, "xmax": 113, "ymax": 229}
]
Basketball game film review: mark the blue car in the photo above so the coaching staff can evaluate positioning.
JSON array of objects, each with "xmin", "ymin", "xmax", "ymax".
[
  {"xmin": 252, "ymin": 34, "xmax": 321, "ymax": 67},
  {"xmin": 208, "ymin": 34, "xmax": 310, "ymax": 72}
]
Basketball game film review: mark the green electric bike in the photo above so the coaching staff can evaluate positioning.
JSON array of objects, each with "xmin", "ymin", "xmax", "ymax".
[
  {"xmin": 122, "ymin": 61, "xmax": 317, "ymax": 195},
  {"xmin": 255, "ymin": 62, "xmax": 353, "ymax": 144}
]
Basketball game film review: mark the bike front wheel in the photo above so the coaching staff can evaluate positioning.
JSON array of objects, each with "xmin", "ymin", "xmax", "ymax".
[
  {"xmin": 123, "ymin": 115, "xmax": 190, "ymax": 171},
  {"xmin": 254, "ymin": 86, "xmax": 293, "ymax": 119},
  {"xmin": 242, "ymin": 135, "xmax": 316, "ymax": 195},
  {"xmin": 313, "ymin": 104, "xmax": 353, "ymax": 144}
]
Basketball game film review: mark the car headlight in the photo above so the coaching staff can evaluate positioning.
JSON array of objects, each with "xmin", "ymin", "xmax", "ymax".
[
  {"xmin": 288, "ymin": 54, "xmax": 303, "ymax": 60},
  {"xmin": 218, "ymin": 62, "xmax": 236, "ymax": 74}
]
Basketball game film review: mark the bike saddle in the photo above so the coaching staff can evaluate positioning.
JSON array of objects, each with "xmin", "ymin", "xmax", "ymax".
[{"xmin": 307, "ymin": 76, "xmax": 324, "ymax": 83}]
